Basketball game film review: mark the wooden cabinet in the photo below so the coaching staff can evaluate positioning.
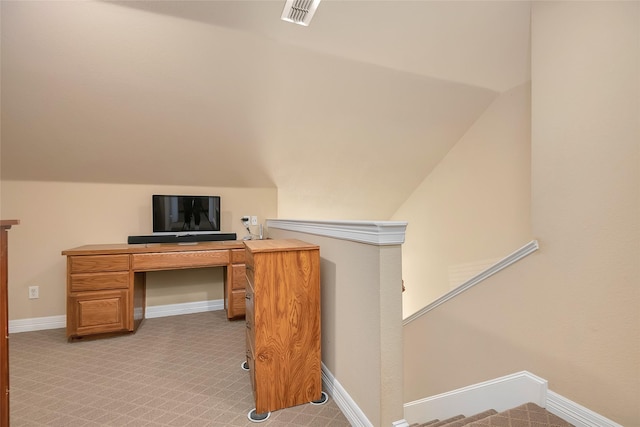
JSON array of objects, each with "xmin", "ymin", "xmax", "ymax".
[
  {"xmin": 1, "ymin": 220, "xmax": 19, "ymax": 427},
  {"xmin": 66, "ymin": 254, "xmax": 133, "ymax": 338},
  {"xmin": 68, "ymin": 290, "xmax": 129, "ymax": 336},
  {"xmin": 244, "ymin": 239, "xmax": 322, "ymax": 415}
]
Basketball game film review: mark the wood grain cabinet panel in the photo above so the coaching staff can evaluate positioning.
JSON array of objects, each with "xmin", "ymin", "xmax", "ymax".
[
  {"xmin": 69, "ymin": 290, "xmax": 128, "ymax": 336},
  {"xmin": 1, "ymin": 220, "xmax": 19, "ymax": 427},
  {"xmin": 244, "ymin": 239, "xmax": 321, "ymax": 415},
  {"xmin": 231, "ymin": 264, "xmax": 246, "ymax": 290},
  {"xmin": 225, "ymin": 249, "xmax": 247, "ymax": 319},
  {"xmin": 67, "ymin": 254, "xmax": 132, "ymax": 339},
  {"xmin": 132, "ymin": 250, "xmax": 229, "ymax": 271},
  {"xmin": 70, "ymin": 254, "xmax": 129, "ymax": 273},
  {"xmin": 229, "ymin": 289, "xmax": 247, "ymax": 318},
  {"xmin": 70, "ymin": 272, "xmax": 130, "ymax": 292},
  {"xmin": 245, "ymin": 279, "xmax": 255, "ymax": 352},
  {"xmin": 231, "ymin": 248, "xmax": 245, "ymax": 264}
]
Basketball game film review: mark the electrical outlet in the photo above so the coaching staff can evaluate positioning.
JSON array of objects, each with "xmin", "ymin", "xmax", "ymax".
[
  {"xmin": 28, "ymin": 285, "xmax": 39, "ymax": 299},
  {"xmin": 251, "ymin": 216, "xmax": 258, "ymax": 226}
]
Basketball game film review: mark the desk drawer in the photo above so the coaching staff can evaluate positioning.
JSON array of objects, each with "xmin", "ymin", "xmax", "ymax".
[
  {"xmin": 70, "ymin": 272, "xmax": 130, "ymax": 292},
  {"xmin": 132, "ymin": 250, "xmax": 229, "ymax": 271},
  {"xmin": 231, "ymin": 264, "xmax": 246, "ymax": 290},
  {"xmin": 229, "ymin": 289, "xmax": 246, "ymax": 318},
  {"xmin": 70, "ymin": 255, "xmax": 130, "ymax": 273},
  {"xmin": 231, "ymin": 249, "xmax": 245, "ymax": 264}
]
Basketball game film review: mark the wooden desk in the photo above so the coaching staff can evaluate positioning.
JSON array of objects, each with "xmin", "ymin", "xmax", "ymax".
[{"xmin": 62, "ymin": 241, "xmax": 247, "ymax": 340}]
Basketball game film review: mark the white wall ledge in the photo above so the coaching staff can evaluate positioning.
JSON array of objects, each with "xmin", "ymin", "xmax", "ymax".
[
  {"xmin": 403, "ymin": 240, "xmax": 539, "ymax": 325},
  {"xmin": 266, "ymin": 219, "xmax": 408, "ymax": 246}
]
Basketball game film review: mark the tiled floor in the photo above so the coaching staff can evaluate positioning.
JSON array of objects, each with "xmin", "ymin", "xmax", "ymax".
[{"xmin": 9, "ymin": 311, "xmax": 351, "ymax": 426}]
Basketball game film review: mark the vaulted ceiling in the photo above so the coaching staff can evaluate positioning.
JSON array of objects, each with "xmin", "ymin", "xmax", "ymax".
[{"xmin": 0, "ymin": 1, "xmax": 531, "ymax": 219}]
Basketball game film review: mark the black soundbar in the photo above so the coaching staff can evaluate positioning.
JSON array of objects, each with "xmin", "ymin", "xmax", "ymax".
[{"xmin": 127, "ymin": 233, "xmax": 237, "ymax": 244}]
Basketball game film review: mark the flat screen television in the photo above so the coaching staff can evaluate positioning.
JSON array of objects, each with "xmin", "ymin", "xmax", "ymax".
[{"xmin": 152, "ymin": 195, "xmax": 221, "ymax": 234}]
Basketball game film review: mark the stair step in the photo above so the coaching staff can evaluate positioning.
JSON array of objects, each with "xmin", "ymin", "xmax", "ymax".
[
  {"xmin": 436, "ymin": 409, "xmax": 498, "ymax": 427},
  {"xmin": 464, "ymin": 403, "xmax": 574, "ymax": 427},
  {"xmin": 427, "ymin": 414, "xmax": 466, "ymax": 426},
  {"xmin": 412, "ymin": 403, "xmax": 575, "ymax": 427},
  {"xmin": 412, "ymin": 420, "xmax": 441, "ymax": 427},
  {"xmin": 409, "ymin": 420, "xmax": 439, "ymax": 427},
  {"xmin": 411, "ymin": 411, "xmax": 491, "ymax": 427}
]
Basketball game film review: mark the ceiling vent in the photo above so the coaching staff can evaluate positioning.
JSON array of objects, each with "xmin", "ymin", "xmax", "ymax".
[{"xmin": 281, "ymin": 0, "xmax": 322, "ymax": 26}]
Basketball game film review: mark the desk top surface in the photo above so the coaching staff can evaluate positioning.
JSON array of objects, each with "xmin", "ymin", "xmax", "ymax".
[
  {"xmin": 244, "ymin": 239, "xmax": 319, "ymax": 253},
  {"xmin": 62, "ymin": 240, "xmax": 246, "ymax": 256}
]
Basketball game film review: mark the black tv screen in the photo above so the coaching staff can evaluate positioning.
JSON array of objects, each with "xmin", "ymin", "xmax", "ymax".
[{"xmin": 152, "ymin": 195, "xmax": 221, "ymax": 234}]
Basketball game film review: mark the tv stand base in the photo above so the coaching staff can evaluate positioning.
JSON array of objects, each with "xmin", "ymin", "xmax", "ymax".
[{"xmin": 127, "ymin": 233, "xmax": 237, "ymax": 244}]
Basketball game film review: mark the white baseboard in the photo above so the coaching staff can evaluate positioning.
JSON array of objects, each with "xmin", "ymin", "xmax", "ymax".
[
  {"xmin": 8, "ymin": 299, "xmax": 225, "ymax": 333},
  {"xmin": 8, "ymin": 315, "xmax": 66, "ymax": 333},
  {"xmin": 403, "ymin": 371, "xmax": 547, "ymax": 424},
  {"xmin": 145, "ymin": 299, "xmax": 224, "ymax": 318},
  {"xmin": 321, "ymin": 362, "xmax": 373, "ymax": 427},
  {"xmin": 546, "ymin": 391, "xmax": 623, "ymax": 427}
]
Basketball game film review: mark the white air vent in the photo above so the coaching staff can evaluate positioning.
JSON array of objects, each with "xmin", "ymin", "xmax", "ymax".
[{"xmin": 281, "ymin": 0, "xmax": 321, "ymax": 26}]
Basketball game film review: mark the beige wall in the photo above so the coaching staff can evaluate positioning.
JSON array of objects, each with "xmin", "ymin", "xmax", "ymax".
[
  {"xmin": 404, "ymin": 2, "xmax": 639, "ymax": 425},
  {"xmin": 0, "ymin": 1, "xmax": 500, "ymax": 224},
  {"xmin": 394, "ymin": 83, "xmax": 532, "ymax": 317},
  {"xmin": 0, "ymin": 180, "xmax": 277, "ymax": 320}
]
